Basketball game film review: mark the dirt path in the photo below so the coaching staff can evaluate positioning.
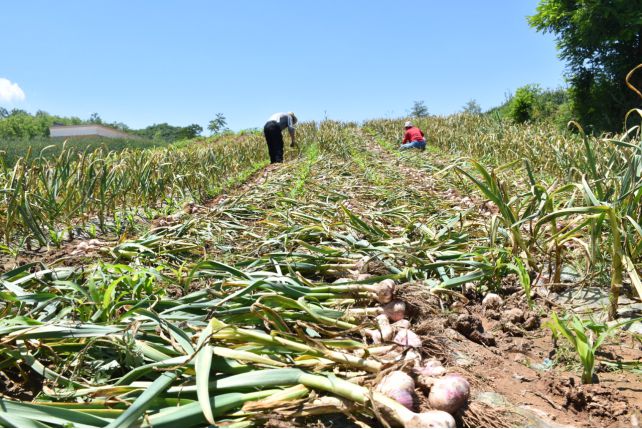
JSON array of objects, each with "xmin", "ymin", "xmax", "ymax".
[{"xmin": 203, "ymin": 162, "xmax": 284, "ymax": 208}]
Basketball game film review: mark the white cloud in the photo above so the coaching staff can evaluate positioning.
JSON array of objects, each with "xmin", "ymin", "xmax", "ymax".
[{"xmin": 0, "ymin": 78, "xmax": 26, "ymax": 103}]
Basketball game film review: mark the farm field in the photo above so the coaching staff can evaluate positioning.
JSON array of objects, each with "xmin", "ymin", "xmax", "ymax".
[
  {"xmin": 0, "ymin": 136, "xmax": 169, "ymax": 167},
  {"xmin": 0, "ymin": 117, "xmax": 641, "ymax": 428}
]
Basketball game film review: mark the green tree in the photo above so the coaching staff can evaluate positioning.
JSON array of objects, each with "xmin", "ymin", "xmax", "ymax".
[
  {"xmin": 89, "ymin": 113, "xmax": 103, "ymax": 124},
  {"xmin": 462, "ymin": 99, "xmax": 482, "ymax": 115},
  {"xmin": 509, "ymin": 85, "xmax": 539, "ymax": 123},
  {"xmin": 208, "ymin": 113, "xmax": 227, "ymax": 135},
  {"xmin": 137, "ymin": 123, "xmax": 178, "ymax": 141},
  {"xmin": 410, "ymin": 100, "xmax": 429, "ymax": 117},
  {"xmin": 0, "ymin": 112, "xmax": 48, "ymax": 139},
  {"xmin": 138, "ymin": 123, "xmax": 203, "ymax": 141},
  {"xmin": 9, "ymin": 108, "xmax": 28, "ymax": 116},
  {"xmin": 181, "ymin": 124, "xmax": 203, "ymax": 139},
  {"xmin": 529, "ymin": 0, "xmax": 642, "ymax": 131},
  {"xmin": 486, "ymin": 85, "xmax": 571, "ymax": 126},
  {"xmin": 108, "ymin": 121, "xmax": 131, "ymax": 131}
]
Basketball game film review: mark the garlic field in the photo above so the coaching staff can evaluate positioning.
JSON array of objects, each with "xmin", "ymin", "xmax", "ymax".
[{"xmin": 0, "ymin": 117, "xmax": 640, "ymax": 428}]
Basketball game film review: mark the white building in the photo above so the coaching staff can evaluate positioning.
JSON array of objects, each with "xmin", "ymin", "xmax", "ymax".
[{"xmin": 49, "ymin": 124, "xmax": 138, "ymax": 139}]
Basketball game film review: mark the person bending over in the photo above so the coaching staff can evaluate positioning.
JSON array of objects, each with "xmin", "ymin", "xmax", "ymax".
[{"xmin": 263, "ymin": 112, "xmax": 298, "ymax": 163}]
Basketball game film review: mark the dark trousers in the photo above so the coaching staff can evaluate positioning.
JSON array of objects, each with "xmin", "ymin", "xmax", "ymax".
[{"xmin": 263, "ymin": 121, "xmax": 284, "ymax": 163}]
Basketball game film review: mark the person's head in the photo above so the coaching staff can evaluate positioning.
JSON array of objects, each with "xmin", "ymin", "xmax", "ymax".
[
  {"xmin": 288, "ymin": 112, "xmax": 298, "ymax": 125},
  {"xmin": 404, "ymin": 121, "xmax": 413, "ymax": 129}
]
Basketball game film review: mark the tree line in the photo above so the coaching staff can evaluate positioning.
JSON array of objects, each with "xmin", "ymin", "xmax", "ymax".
[{"xmin": 0, "ymin": 108, "xmax": 228, "ymax": 142}]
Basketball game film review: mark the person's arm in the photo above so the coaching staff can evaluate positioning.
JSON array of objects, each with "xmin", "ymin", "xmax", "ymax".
[
  {"xmin": 402, "ymin": 130, "xmax": 410, "ymax": 144},
  {"xmin": 420, "ymin": 129, "xmax": 425, "ymax": 137},
  {"xmin": 288, "ymin": 115, "xmax": 297, "ymax": 146},
  {"xmin": 289, "ymin": 128, "xmax": 296, "ymax": 146}
]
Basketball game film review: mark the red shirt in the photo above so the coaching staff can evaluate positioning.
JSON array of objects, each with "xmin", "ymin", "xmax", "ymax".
[{"xmin": 402, "ymin": 127, "xmax": 425, "ymax": 143}]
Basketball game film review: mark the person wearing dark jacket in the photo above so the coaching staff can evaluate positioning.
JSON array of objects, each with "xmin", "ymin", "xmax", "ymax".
[
  {"xmin": 399, "ymin": 121, "xmax": 426, "ymax": 150},
  {"xmin": 263, "ymin": 112, "xmax": 297, "ymax": 163}
]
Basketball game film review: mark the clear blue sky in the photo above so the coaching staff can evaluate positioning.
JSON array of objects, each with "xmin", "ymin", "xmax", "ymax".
[{"xmin": 1, "ymin": 1, "xmax": 565, "ymax": 132}]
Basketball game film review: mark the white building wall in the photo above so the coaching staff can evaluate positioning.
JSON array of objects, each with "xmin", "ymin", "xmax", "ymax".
[{"xmin": 50, "ymin": 126, "xmax": 96, "ymax": 137}]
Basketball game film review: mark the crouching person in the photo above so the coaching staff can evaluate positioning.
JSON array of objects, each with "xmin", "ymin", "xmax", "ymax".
[{"xmin": 399, "ymin": 121, "xmax": 426, "ymax": 151}]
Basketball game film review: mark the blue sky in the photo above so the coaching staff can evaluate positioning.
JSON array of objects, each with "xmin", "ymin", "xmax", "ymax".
[{"xmin": 1, "ymin": 1, "xmax": 565, "ymax": 132}]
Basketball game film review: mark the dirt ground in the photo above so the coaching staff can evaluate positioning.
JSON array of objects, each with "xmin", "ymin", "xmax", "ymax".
[{"xmin": 382, "ymin": 276, "xmax": 637, "ymax": 428}]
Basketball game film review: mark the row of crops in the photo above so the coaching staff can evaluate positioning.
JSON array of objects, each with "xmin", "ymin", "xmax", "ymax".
[
  {"xmin": 2, "ymin": 112, "xmax": 642, "ymax": 323},
  {"xmin": 0, "ymin": 113, "xmax": 641, "ymax": 427},
  {"xmin": 365, "ymin": 113, "xmax": 642, "ymax": 320},
  {"xmin": 1, "ymin": 122, "xmax": 493, "ymax": 427},
  {"xmin": 0, "ymin": 136, "xmax": 172, "ymax": 168},
  {"xmin": 0, "ymin": 132, "xmax": 271, "ymax": 248}
]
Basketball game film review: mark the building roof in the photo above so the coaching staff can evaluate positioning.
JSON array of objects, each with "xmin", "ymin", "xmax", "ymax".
[{"xmin": 49, "ymin": 124, "xmax": 139, "ymax": 139}]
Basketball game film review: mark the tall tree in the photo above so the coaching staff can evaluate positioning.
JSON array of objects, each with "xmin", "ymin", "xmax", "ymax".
[
  {"xmin": 462, "ymin": 99, "xmax": 482, "ymax": 115},
  {"xmin": 529, "ymin": 0, "xmax": 642, "ymax": 131},
  {"xmin": 410, "ymin": 100, "xmax": 429, "ymax": 117},
  {"xmin": 208, "ymin": 113, "xmax": 228, "ymax": 135}
]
